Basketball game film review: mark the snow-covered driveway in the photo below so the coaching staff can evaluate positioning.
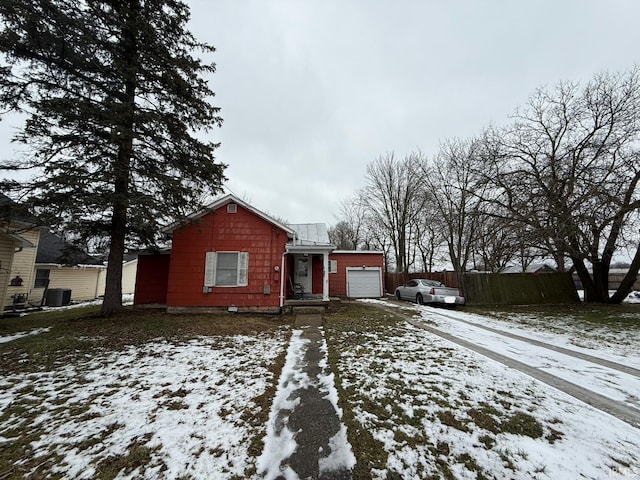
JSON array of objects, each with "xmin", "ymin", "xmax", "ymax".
[
  {"xmin": 334, "ymin": 300, "xmax": 640, "ymax": 479},
  {"xmin": 412, "ymin": 305, "xmax": 640, "ymax": 420},
  {"xmin": 370, "ymin": 299, "xmax": 640, "ymax": 428}
]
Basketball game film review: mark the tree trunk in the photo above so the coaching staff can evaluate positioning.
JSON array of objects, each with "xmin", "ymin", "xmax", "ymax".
[
  {"xmin": 102, "ymin": 219, "xmax": 125, "ymax": 315},
  {"xmin": 572, "ymin": 256, "xmax": 608, "ymax": 303},
  {"xmin": 592, "ymin": 261, "xmax": 610, "ymax": 302},
  {"xmin": 101, "ymin": 142, "xmax": 132, "ymax": 315},
  {"xmin": 610, "ymin": 243, "xmax": 640, "ymax": 304},
  {"xmin": 101, "ymin": 2, "xmax": 137, "ymax": 316}
]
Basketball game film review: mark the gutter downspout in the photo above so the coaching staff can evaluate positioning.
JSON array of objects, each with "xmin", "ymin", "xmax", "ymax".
[{"xmin": 279, "ymin": 252, "xmax": 286, "ymax": 307}]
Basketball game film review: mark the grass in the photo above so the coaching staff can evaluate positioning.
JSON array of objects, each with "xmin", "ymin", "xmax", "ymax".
[
  {"xmin": 324, "ymin": 303, "xmax": 401, "ymax": 479},
  {"xmin": 323, "ymin": 302, "xmax": 579, "ymax": 479},
  {"xmin": 0, "ymin": 305, "xmax": 292, "ymax": 480},
  {"xmin": 2, "ymin": 300, "xmax": 631, "ymax": 478},
  {"xmin": 466, "ymin": 302, "xmax": 640, "ymax": 328},
  {"xmin": 0, "ymin": 306, "xmax": 292, "ymax": 375}
]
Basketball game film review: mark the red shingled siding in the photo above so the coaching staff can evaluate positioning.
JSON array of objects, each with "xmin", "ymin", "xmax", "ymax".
[
  {"xmin": 166, "ymin": 204, "xmax": 289, "ymax": 308},
  {"xmin": 329, "ymin": 252, "xmax": 385, "ymax": 297},
  {"xmin": 134, "ymin": 254, "xmax": 171, "ymax": 305}
]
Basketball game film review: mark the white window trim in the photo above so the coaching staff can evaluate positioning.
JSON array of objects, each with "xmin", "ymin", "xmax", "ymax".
[
  {"xmin": 329, "ymin": 259, "xmax": 338, "ymax": 274},
  {"xmin": 204, "ymin": 251, "xmax": 249, "ymax": 287}
]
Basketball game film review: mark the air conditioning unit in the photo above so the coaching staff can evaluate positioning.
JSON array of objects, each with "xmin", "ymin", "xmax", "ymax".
[{"xmin": 45, "ymin": 288, "xmax": 72, "ymax": 307}]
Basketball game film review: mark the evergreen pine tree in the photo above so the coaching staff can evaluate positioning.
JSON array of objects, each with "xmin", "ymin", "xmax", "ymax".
[{"xmin": 0, "ymin": 0, "xmax": 225, "ymax": 314}]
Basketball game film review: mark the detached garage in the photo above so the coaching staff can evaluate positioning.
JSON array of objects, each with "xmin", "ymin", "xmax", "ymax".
[{"xmin": 329, "ymin": 251, "xmax": 385, "ymax": 298}]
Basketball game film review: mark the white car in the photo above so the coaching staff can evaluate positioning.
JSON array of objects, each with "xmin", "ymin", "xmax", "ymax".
[{"xmin": 394, "ymin": 279, "xmax": 465, "ymax": 306}]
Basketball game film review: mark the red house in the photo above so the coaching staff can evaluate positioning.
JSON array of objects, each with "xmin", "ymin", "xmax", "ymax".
[{"xmin": 134, "ymin": 194, "xmax": 384, "ymax": 313}]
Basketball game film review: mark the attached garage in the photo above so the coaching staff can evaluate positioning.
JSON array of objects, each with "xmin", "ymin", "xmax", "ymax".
[
  {"xmin": 329, "ymin": 251, "xmax": 385, "ymax": 298},
  {"xmin": 346, "ymin": 267, "xmax": 383, "ymax": 298}
]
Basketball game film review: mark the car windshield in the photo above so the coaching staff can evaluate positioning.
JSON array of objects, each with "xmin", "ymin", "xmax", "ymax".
[{"xmin": 419, "ymin": 280, "xmax": 442, "ymax": 287}]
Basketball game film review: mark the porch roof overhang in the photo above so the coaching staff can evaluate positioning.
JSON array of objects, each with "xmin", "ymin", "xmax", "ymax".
[
  {"xmin": 286, "ymin": 244, "xmax": 335, "ymax": 254},
  {"xmin": 1, "ymin": 232, "xmax": 35, "ymax": 248}
]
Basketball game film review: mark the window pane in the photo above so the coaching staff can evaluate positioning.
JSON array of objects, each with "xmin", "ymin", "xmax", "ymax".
[
  {"xmin": 215, "ymin": 253, "xmax": 238, "ymax": 286},
  {"xmin": 34, "ymin": 269, "xmax": 50, "ymax": 288}
]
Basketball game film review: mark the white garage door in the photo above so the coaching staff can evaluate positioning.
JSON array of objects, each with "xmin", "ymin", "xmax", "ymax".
[{"xmin": 347, "ymin": 269, "xmax": 382, "ymax": 298}]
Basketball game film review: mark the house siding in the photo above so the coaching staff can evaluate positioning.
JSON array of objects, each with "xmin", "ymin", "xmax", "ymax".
[
  {"xmin": 0, "ymin": 236, "xmax": 16, "ymax": 311},
  {"xmin": 122, "ymin": 260, "xmax": 138, "ymax": 295},
  {"xmin": 3, "ymin": 229, "xmax": 40, "ymax": 309},
  {"xmin": 329, "ymin": 252, "xmax": 385, "ymax": 297},
  {"xmin": 135, "ymin": 255, "xmax": 170, "ymax": 305},
  {"xmin": 31, "ymin": 266, "xmax": 105, "ymax": 303},
  {"xmin": 166, "ymin": 204, "xmax": 289, "ymax": 309}
]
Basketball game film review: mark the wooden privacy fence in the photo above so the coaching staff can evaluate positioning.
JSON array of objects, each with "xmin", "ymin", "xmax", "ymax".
[
  {"xmin": 463, "ymin": 272, "xmax": 579, "ymax": 305},
  {"xmin": 386, "ymin": 271, "xmax": 579, "ymax": 305}
]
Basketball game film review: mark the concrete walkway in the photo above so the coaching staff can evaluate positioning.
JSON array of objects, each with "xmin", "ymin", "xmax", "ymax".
[{"xmin": 260, "ymin": 314, "xmax": 353, "ymax": 479}]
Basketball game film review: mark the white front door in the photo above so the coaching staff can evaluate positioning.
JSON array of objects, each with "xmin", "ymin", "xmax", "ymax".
[{"xmin": 294, "ymin": 255, "xmax": 312, "ymax": 293}]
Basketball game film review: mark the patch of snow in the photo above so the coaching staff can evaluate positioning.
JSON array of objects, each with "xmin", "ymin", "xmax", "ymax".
[
  {"xmin": 334, "ymin": 303, "xmax": 640, "ymax": 479},
  {"xmin": 1, "ymin": 332, "xmax": 289, "ymax": 479},
  {"xmin": 412, "ymin": 307, "xmax": 640, "ymax": 409},
  {"xmin": 0, "ymin": 327, "xmax": 50, "ymax": 344},
  {"xmin": 257, "ymin": 330, "xmax": 309, "ymax": 480},
  {"xmin": 318, "ymin": 424, "xmax": 356, "ymax": 475}
]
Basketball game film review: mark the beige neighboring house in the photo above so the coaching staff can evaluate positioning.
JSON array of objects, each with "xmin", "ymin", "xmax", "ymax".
[
  {"xmin": 121, "ymin": 256, "xmax": 138, "ymax": 295},
  {"xmin": 0, "ymin": 194, "xmax": 40, "ymax": 312},
  {"xmin": 33, "ymin": 230, "xmax": 138, "ymax": 304}
]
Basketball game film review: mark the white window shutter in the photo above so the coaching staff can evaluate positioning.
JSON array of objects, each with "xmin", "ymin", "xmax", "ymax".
[
  {"xmin": 238, "ymin": 252, "xmax": 249, "ymax": 286},
  {"xmin": 204, "ymin": 252, "xmax": 217, "ymax": 287}
]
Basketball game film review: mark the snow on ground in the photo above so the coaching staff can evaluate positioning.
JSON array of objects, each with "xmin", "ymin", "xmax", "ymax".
[
  {"xmin": 0, "ymin": 327, "xmax": 50, "ymax": 344},
  {"xmin": 258, "ymin": 329, "xmax": 308, "ymax": 480},
  {"xmin": 0, "ymin": 331, "xmax": 289, "ymax": 479},
  {"xmin": 409, "ymin": 306, "xmax": 640, "ymax": 410},
  {"xmin": 258, "ymin": 328, "xmax": 355, "ymax": 479},
  {"xmin": 344, "ymin": 300, "xmax": 640, "ymax": 479},
  {"xmin": 4, "ymin": 298, "xmax": 640, "ymax": 479},
  {"xmin": 364, "ymin": 297, "xmax": 640, "ymax": 368},
  {"xmin": 37, "ymin": 293, "xmax": 135, "ymax": 312}
]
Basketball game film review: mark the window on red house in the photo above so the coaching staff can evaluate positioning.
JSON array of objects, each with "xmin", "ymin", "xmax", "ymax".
[{"xmin": 204, "ymin": 252, "xmax": 248, "ymax": 287}]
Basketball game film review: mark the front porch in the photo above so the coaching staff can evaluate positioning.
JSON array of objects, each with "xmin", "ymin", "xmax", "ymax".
[{"xmin": 284, "ymin": 247, "xmax": 333, "ymax": 302}]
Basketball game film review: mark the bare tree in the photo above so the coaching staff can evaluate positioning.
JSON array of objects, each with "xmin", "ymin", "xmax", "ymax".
[
  {"xmin": 480, "ymin": 67, "xmax": 640, "ymax": 302},
  {"xmin": 330, "ymin": 197, "xmax": 369, "ymax": 249},
  {"xmin": 418, "ymin": 139, "xmax": 487, "ymax": 287},
  {"xmin": 361, "ymin": 152, "xmax": 426, "ymax": 273},
  {"xmin": 328, "ymin": 221, "xmax": 355, "ymax": 249},
  {"xmin": 410, "ymin": 192, "xmax": 447, "ymax": 273}
]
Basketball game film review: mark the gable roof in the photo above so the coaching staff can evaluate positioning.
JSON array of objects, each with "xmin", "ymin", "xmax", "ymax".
[
  {"xmin": 163, "ymin": 193, "xmax": 295, "ymax": 235},
  {"xmin": 0, "ymin": 192, "xmax": 38, "ymax": 227},
  {"xmin": 502, "ymin": 262, "xmax": 558, "ymax": 274},
  {"xmin": 36, "ymin": 229, "xmax": 103, "ymax": 266}
]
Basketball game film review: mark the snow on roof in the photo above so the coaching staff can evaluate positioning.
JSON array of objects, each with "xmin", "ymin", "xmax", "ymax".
[
  {"xmin": 502, "ymin": 262, "xmax": 557, "ymax": 274},
  {"xmin": 288, "ymin": 223, "xmax": 331, "ymax": 245}
]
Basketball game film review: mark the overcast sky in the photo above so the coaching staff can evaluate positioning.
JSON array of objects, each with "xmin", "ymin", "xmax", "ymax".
[
  {"xmin": 2, "ymin": 0, "xmax": 640, "ymax": 227},
  {"xmin": 184, "ymin": 0, "xmax": 640, "ymax": 225}
]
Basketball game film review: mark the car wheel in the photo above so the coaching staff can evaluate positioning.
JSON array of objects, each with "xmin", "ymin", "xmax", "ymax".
[
  {"xmin": 416, "ymin": 293, "xmax": 424, "ymax": 305},
  {"xmin": 395, "ymin": 290, "xmax": 401, "ymax": 300}
]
